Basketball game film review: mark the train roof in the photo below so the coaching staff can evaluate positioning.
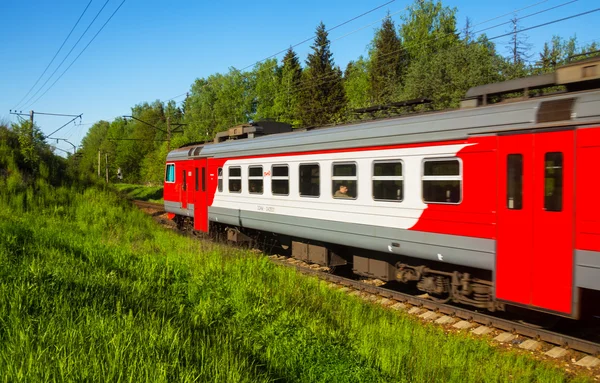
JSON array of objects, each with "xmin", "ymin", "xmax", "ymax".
[{"xmin": 167, "ymin": 57, "xmax": 600, "ymax": 161}]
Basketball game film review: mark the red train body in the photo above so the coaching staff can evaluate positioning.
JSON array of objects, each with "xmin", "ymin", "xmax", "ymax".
[{"xmin": 164, "ymin": 58, "xmax": 600, "ymax": 319}]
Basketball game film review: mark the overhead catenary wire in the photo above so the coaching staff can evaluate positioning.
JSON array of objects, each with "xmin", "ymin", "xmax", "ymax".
[
  {"xmin": 24, "ymin": 0, "xmax": 127, "ymax": 109},
  {"xmin": 12, "ymin": 0, "xmax": 94, "ymax": 111},
  {"xmin": 256, "ymin": 9, "xmax": 600, "ymax": 124},
  {"xmin": 238, "ymin": 0, "xmax": 397, "ymax": 72},
  {"xmin": 473, "ymin": 0, "xmax": 578, "ymax": 35},
  {"xmin": 164, "ymin": 0, "xmax": 575, "ymax": 105},
  {"xmin": 16, "ymin": 0, "xmax": 112, "ymax": 111},
  {"xmin": 487, "ymin": 7, "xmax": 600, "ymax": 41}
]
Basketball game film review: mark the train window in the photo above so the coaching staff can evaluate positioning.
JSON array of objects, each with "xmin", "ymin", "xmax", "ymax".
[
  {"xmin": 217, "ymin": 168, "xmax": 223, "ymax": 192},
  {"xmin": 165, "ymin": 164, "xmax": 175, "ymax": 183},
  {"xmin": 422, "ymin": 159, "xmax": 461, "ymax": 204},
  {"xmin": 299, "ymin": 164, "xmax": 319, "ymax": 197},
  {"xmin": 272, "ymin": 165, "xmax": 289, "ymax": 196},
  {"xmin": 372, "ymin": 161, "xmax": 403, "ymax": 202},
  {"xmin": 507, "ymin": 154, "xmax": 523, "ymax": 210},
  {"xmin": 195, "ymin": 168, "xmax": 199, "ymax": 192},
  {"xmin": 202, "ymin": 167, "xmax": 206, "ymax": 192},
  {"xmin": 332, "ymin": 162, "xmax": 357, "ymax": 199},
  {"xmin": 229, "ymin": 166, "xmax": 241, "ymax": 193},
  {"xmin": 182, "ymin": 170, "xmax": 187, "ymax": 191},
  {"xmin": 544, "ymin": 152, "xmax": 563, "ymax": 212},
  {"xmin": 248, "ymin": 166, "xmax": 263, "ymax": 194}
]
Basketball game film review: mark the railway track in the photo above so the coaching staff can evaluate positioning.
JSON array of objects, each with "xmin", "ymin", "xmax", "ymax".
[
  {"xmin": 131, "ymin": 199, "xmax": 600, "ymax": 375},
  {"xmin": 131, "ymin": 200, "xmax": 165, "ymax": 211}
]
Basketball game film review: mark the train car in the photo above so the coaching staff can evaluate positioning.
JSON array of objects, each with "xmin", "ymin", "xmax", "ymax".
[{"xmin": 164, "ymin": 57, "xmax": 600, "ymax": 319}]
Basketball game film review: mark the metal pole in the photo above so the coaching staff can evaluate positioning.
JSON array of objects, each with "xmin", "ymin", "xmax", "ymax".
[
  {"xmin": 98, "ymin": 150, "xmax": 101, "ymax": 177},
  {"xmin": 167, "ymin": 115, "xmax": 171, "ymax": 152},
  {"xmin": 105, "ymin": 153, "xmax": 109, "ymax": 183},
  {"xmin": 29, "ymin": 110, "xmax": 34, "ymax": 141}
]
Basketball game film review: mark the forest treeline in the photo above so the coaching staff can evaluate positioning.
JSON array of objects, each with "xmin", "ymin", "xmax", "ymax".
[{"xmin": 10, "ymin": 0, "xmax": 600, "ymax": 185}]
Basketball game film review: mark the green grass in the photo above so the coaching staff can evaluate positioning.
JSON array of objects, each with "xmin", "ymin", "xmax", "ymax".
[
  {"xmin": 0, "ymin": 185, "xmax": 592, "ymax": 382},
  {"xmin": 112, "ymin": 182, "xmax": 163, "ymax": 203}
]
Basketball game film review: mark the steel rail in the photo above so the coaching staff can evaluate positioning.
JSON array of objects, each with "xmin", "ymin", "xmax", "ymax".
[{"xmin": 131, "ymin": 200, "xmax": 164, "ymax": 210}]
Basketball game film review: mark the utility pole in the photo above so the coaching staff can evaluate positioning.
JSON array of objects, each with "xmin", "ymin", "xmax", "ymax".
[
  {"xmin": 105, "ymin": 153, "xmax": 109, "ymax": 183},
  {"xmin": 98, "ymin": 150, "xmax": 101, "ymax": 177},
  {"xmin": 167, "ymin": 115, "xmax": 171, "ymax": 152},
  {"xmin": 29, "ymin": 110, "xmax": 34, "ymax": 141}
]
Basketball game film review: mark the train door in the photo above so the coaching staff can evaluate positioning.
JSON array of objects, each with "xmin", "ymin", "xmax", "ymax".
[
  {"xmin": 496, "ymin": 130, "xmax": 575, "ymax": 315},
  {"xmin": 194, "ymin": 159, "xmax": 208, "ymax": 232},
  {"xmin": 180, "ymin": 167, "xmax": 187, "ymax": 209}
]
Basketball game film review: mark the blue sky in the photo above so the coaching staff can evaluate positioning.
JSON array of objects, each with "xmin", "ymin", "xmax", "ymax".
[{"xmin": 1, "ymin": 0, "xmax": 598, "ymax": 155}]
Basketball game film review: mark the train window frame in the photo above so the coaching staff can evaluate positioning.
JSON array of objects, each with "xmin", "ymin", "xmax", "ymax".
[
  {"xmin": 248, "ymin": 165, "xmax": 264, "ymax": 195},
  {"xmin": 331, "ymin": 162, "xmax": 358, "ymax": 200},
  {"xmin": 165, "ymin": 163, "xmax": 175, "ymax": 183},
  {"xmin": 544, "ymin": 152, "xmax": 563, "ymax": 212},
  {"xmin": 507, "ymin": 154, "xmax": 523, "ymax": 210},
  {"xmin": 271, "ymin": 164, "xmax": 289, "ymax": 196},
  {"xmin": 421, "ymin": 157, "xmax": 462, "ymax": 204},
  {"xmin": 217, "ymin": 167, "xmax": 223, "ymax": 192},
  {"xmin": 228, "ymin": 166, "xmax": 242, "ymax": 193},
  {"xmin": 299, "ymin": 163, "xmax": 320, "ymax": 198},
  {"xmin": 372, "ymin": 160, "xmax": 404, "ymax": 202}
]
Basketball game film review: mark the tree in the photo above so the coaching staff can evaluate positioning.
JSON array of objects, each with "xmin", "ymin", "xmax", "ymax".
[
  {"xmin": 505, "ymin": 15, "xmax": 533, "ymax": 79},
  {"xmin": 297, "ymin": 22, "xmax": 347, "ymax": 127},
  {"xmin": 272, "ymin": 47, "xmax": 303, "ymax": 126},
  {"xmin": 13, "ymin": 119, "xmax": 45, "ymax": 169},
  {"xmin": 343, "ymin": 57, "xmax": 371, "ymax": 112},
  {"xmin": 368, "ymin": 15, "xmax": 406, "ymax": 106},
  {"xmin": 250, "ymin": 58, "xmax": 281, "ymax": 121},
  {"xmin": 401, "ymin": 0, "xmax": 459, "ymax": 63}
]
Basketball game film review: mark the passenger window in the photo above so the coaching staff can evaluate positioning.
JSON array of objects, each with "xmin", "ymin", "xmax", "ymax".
[
  {"xmin": 182, "ymin": 170, "xmax": 187, "ymax": 191},
  {"xmin": 299, "ymin": 164, "xmax": 319, "ymax": 197},
  {"xmin": 332, "ymin": 163, "xmax": 357, "ymax": 199},
  {"xmin": 248, "ymin": 166, "xmax": 263, "ymax": 194},
  {"xmin": 272, "ymin": 165, "xmax": 289, "ymax": 195},
  {"xmin": 544, "ymin": 152, "xmax": 563, "ymax": 212},
  {"xmin": 507, "ymin": 154, "xmax": 523, "ymax": 210},
  {"xmin": 229, "ymin": 166, "xmax": 241, "ymax": 193},
  {"xmin": 422, "ymin": 159, "xmax": 461, "ymax": 204},
  {"xmin": 372, "ymin": 161, "xmax": 403, "ymax": 202},
  {"xmin": 195, "ymin": 168, "xmax": 199, "ymax": 192},
  {"xmin": 165, "ymin": 164, "xmax": 175, "ymax": 183},
  {"xmin": 218, "ymin": 168, "xmax": 223, "ymax": 192},
  {"xmin": 202, "ymin": 168, "xmax": 206, "ymax": 192}
]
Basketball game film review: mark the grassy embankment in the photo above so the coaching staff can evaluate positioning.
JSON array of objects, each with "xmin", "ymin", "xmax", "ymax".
[{"xmin": 0, "ymin": 183, "xmax": 592, "ymax": 382}]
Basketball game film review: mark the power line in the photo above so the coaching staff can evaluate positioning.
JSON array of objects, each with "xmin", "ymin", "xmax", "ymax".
[
  {"xmin": 12, "ymin": 0, "xmax": 93, "ymax": 110},
  {"xmin": 16, "ymin": 0, "xmax": 112, "ymax": 111},
  {"xmin": 251, "ymin": 8, "xmax": 600, "ymax": 124},
  {"xmin": 470, "ymin": 0, "xmax": 549, "ymax": 29},
  {"xmin": 238, "ymin": 0, "xmax": 396, "ymax": 72},
  {"xmin": 473, "ymin": 0, "xmax": 578, "ymax": 35},
  {"xmin": 165, "ymin": 0, "xmax": 551, "ymax": 105},
  {"xmin": 488, "ymin": 7, "xmax": 600, "ymax": 41},
  {"xmin": 164, "ymin": 1, "xmax": 398, "ymax": 103},
  {"xmin": 24, "ymin": 0, "xmax": 127, "ymax": 109}
]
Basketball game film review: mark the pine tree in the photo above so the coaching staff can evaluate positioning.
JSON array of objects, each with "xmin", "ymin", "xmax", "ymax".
[
  {"xmin": 272, "ymin": 48, "xmax": 302, "ymax": 126},
  {"xmin": 369, "ymin": 15, "xmax": 406, "ymax": 106},
  {"xmin": 297, "ymin": 22, "xmax": 347, "ymax": 127},
  {"xmin": 505, "ymin": 15, "xmax": 532, "ymax": 79}
]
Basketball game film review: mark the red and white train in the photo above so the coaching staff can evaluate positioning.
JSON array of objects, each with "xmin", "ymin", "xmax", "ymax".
[{"xmin": 164, "ymin": 57, "xmax": 600, "ymax": 319}]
